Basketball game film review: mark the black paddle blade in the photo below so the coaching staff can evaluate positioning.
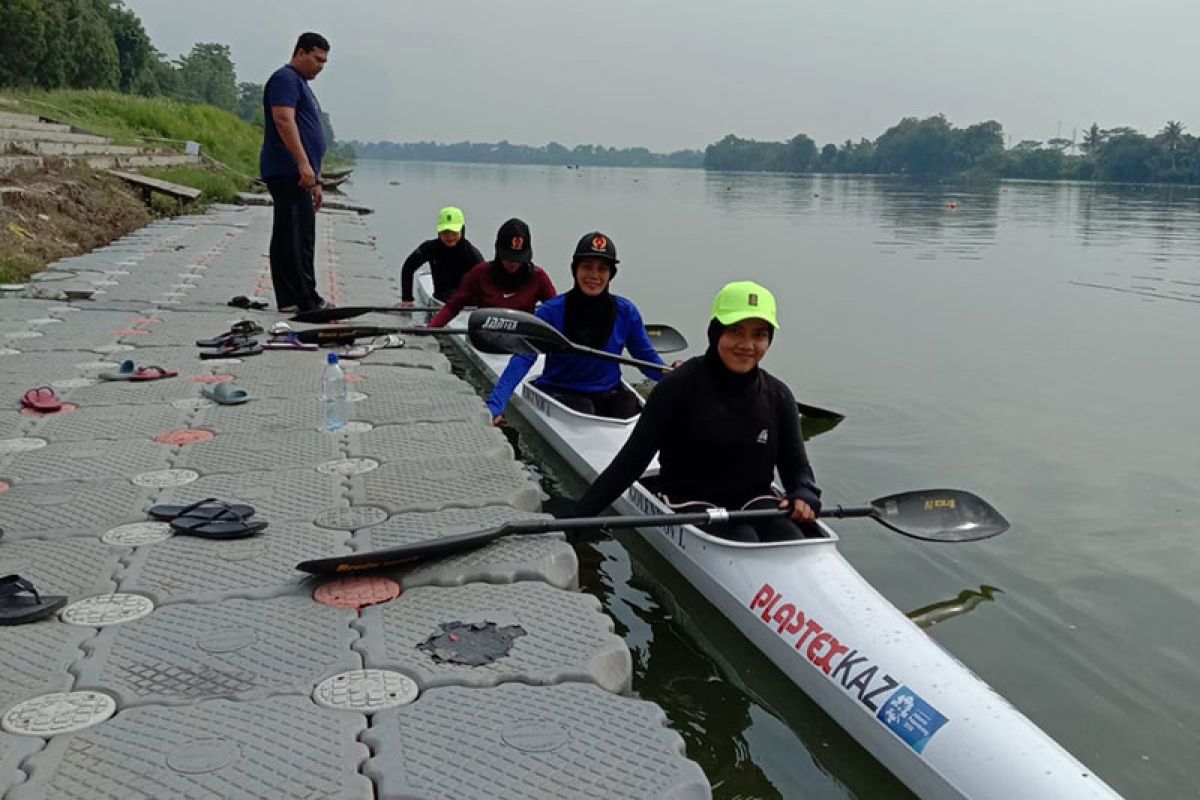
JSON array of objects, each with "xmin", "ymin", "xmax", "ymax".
[
  {"xmin": 291, "ymin": 306, "xmax": 434, "ymax": 324},
  {"xmin": 643, "ymin": 325, "xmax": 688, "ymax": 354},
  {"xmin": 292, "ymin": 325, "xmax": 405, "ymax": 345},
  {"xmin": 869, "ymin": 489, "xmax": 1008, "ymax": 542},
  {"xmin": 467, "ymin": 308, "xmax": 573, "ymax": 356},
  {"xmin": 796, "ymin": 402, "xmax": 844, "ymax": 421},
  {"xmin": 292, "ymin": 306, "xmax": 375, "ymax": 323},
  {"xmin": 296, "ymin": 526, "xmax": 509, "ymax": 574}
]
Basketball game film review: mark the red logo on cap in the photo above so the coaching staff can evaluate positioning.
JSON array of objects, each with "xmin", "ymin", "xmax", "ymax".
[
  {"xmin": 511, "ymin": 236, "xmax": 525, "ymax": 250},
  {"xmin": 591, "ymin": 235, "xmax": 607, "ymax": 251}
]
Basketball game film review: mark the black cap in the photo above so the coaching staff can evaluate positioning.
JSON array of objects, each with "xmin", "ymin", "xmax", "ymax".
[
  {"xmin": 495, "ymin": 218, "xmax": 532, "ymax": 263},
  {"xmin": 571, "ymin": 231, "xmax": 619, "ymax": 266}
]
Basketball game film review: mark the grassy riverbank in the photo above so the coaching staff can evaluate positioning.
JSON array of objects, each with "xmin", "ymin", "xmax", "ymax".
[{"xmin": 0, "ymin": 90, "xmax": 266, "ymax": 282}]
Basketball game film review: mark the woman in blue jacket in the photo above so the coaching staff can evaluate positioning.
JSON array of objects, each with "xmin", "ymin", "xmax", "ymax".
[{"xmin": 486, "ymin": 231, "xmax": 665, "ymax": 425}]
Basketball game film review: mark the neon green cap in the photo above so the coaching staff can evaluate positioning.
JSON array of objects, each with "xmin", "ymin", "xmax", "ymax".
[
  {"xmin": 710, "ymin": 280, "xmax": 780, "ymax": 330},
  {"xmin": 436, "ymin": 206, "xmax": 465, "ymax": 233}
]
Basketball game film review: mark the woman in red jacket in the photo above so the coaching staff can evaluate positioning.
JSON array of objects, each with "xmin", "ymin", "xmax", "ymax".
[{"xmin": 426, "ymin": 217, "xmax": 556, "ymax": 328}]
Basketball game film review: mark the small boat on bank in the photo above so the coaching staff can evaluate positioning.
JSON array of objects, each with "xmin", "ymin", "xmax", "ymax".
[{"xmin": 410, "ymin": 272, "xmax": 1121, "ymax": 799}]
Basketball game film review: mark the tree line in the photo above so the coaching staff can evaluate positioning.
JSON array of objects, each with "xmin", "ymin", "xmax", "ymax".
[
  {"xmin": 0, "ymin": 0, "xmax": 353, "ymax": 163},
  {"xmin": 352, "ymin": 139, "xmax": 703, "ymax": 169},
  {"xmin": 704, "ymin": 116, "xmax": 1200, "ymax": 185}
]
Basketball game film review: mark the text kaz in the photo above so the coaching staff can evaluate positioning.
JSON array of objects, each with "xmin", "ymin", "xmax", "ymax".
[{"xmin": 750, "ymin": 583, "xmax": 900, "ymax": 712}]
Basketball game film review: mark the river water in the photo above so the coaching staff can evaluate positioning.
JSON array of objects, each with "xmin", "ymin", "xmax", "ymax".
[{"xmin": 348, "ymin": 160, "xmax": 1200, "ymax": 799}]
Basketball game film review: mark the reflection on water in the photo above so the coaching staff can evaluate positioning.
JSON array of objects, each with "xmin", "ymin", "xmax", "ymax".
[
  {"xmin": 355, "ymin": 161, "xmax": 1200, "ymax": 799},
  {"xmin": 906, "ymin": 585, "xmax": 1003, "ymax": 629}
]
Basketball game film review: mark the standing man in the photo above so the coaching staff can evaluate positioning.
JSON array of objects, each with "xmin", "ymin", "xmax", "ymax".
[{"xmin": 260, "ymin": 32, "xmax": 330, "ymax": 314}]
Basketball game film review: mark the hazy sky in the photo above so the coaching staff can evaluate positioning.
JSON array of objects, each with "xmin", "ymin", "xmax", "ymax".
[{"xmin": 126, "ymin": 0, "xmax": 1195, "ymax": 151}]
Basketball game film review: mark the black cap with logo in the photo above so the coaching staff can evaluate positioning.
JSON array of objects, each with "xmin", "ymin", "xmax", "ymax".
[
  {"xmin": 571, "ymin": 231, "xmax": 619, "ymax": 274},
  {"xmin": 494, "ymin": 218, "xmax": 533, "ymax": 263}
]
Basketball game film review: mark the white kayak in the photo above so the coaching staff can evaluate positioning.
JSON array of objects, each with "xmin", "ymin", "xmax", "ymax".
[{"xmin": 416, "ymin": 273, "xmax": 1121, "ymax": 800}]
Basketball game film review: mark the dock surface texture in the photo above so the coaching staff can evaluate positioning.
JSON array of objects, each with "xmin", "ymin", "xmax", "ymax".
[{"xmin": 0, "ymin": 204, "xmax": 709, "ymax": 799}]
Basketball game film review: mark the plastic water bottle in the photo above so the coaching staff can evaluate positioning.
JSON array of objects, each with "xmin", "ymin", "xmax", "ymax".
[{"xmin": 322, "ymin": 352, "xmax": 348, "ymax": 431}]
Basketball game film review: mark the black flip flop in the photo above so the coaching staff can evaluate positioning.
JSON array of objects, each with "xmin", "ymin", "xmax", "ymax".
[
  {"xmin": 169, "ymin": 505, "xmax": 268, "ymax": 540},
  {"xmin": 196, "ymin": 321, "xmax": 264, "ymax": 347},
  {"xmin": 199, "ymin": 341, "xmax": 263, "ymax": 359},
  {"xmin": 0, "ymin": 575, "xmax": 67, "ymax": 625},
  {"xmin": 149, "ymin": 498, "xmax": 256, "ymax": 522}
]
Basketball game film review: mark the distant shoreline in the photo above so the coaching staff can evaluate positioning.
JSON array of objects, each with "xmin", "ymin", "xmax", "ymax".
[{"xmin": 352, "ymin": 158, "xmax": 1200, "ymax": 190}]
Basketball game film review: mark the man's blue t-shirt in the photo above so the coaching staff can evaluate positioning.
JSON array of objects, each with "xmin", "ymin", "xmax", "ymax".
[{"xmin": 259, "ymin": 64, "xmax": 326, "ymax": 180}]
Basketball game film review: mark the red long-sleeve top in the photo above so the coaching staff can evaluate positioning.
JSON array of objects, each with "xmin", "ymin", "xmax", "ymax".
[{"xmin": 427, "ymin": 261, "xmax": 557, "ymax": 328}]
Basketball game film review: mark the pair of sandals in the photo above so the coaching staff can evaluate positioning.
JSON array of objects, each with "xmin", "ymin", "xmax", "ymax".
[
  {"xmin": 0, "ymin": 575, "xmax": 66, "ymax": 625},
  {"xmin": 149, "ymin": 498, "xmax": 268, "ymax": 539},
  {"xmin": 99, "ymin": 360, "xmax": 178, "ymax": 381},
  {"xmin": 340, "ymin": 334, "xmax": 406, "ymax": 360},
  {"xmin": 264, "ymin": 333, "xmax": 317, "ymax": 351},
  {"xmin": 20, "ymin": 386, "xmax": 62, "ymax": 413},
  {"xmin": 199, "ymin": 382, "xmax": 250, "ymax": 405},
  {"xmin": 228, "ymin": 295, "xmax": 269, "ymax": 310},
  {"xmin": 197, "ymin": 321, "xmax": 265, "ymax": 358}
]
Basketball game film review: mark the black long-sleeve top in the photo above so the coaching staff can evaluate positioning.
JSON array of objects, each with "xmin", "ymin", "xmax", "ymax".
[
  {"xmin": 576, "ymin": 350, "xmax": 821, "ymax": 515},
  {"xmin": 399, "ymin": 237, "xmax": 484, "ymax": 302}
]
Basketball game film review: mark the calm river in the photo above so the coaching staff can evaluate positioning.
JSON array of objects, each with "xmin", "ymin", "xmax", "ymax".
[{"xmin": 348, "ymin": 160, "xmax": 1200, "ymax": 799}]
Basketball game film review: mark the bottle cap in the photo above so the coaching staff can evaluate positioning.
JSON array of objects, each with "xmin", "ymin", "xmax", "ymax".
[{"xmin": 327, "ymin": 352, "xmax": 339, "ymax": 365}]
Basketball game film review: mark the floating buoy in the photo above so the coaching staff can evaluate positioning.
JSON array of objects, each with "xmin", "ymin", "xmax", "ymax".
[{"xmin": 946, "ymin": 202, "xmax": 958, "ymax": 210}]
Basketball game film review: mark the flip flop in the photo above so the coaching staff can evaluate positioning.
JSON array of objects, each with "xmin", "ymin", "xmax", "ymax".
[
  {"xmin": 199, "ymin": 382, "xmax": 250, "ymax": 405},
  {"xmin": 98, "ymin": 359, "xmax": 137, "ymax": 381},
  {"xmin": 170, "ymin": 504, "xmax": 258, "ymax": 532},
  {"xmin": 200, "ymin": 341, "xmax": 262, "ymax": 359},
  {"xmin": 228, "ymin": 295, "xmax": 269, "ymax": 310},
  {"xmin": 264, "ymin": 334, "xmax": 318, "ymax": 351},
  {"xmin": 149, "ymin": 498, "xmax": 257, "ymax": 522},
  {"xmin": 20, "ymin": 386, "xmax": 62, "ymax": 413},
  {"xmin": 128, "ymin": 365, "xmax": 179, "ymax": 382},
  {"xmin": 169, "ymin": 506, "xmax": 268, "ymax": 540},
  {"xmin": 368, "ymin": 334, "xmax": 406, "ymax": 350},
  {"xmin": 338, "ymin": 344, "xmax": 373, "ymax": 360},
  {"xmin": 196, "ymin": 321, "xmax": 264, "ymax": 347},
  {"xmin": 0, "ymin": 575, "xmax": 67, "ymax": 625}
]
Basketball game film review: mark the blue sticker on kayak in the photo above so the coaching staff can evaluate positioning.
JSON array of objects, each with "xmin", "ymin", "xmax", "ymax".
[{"xmin": 876, "ymin": 686, "xmax": 948, "ymax": 753}]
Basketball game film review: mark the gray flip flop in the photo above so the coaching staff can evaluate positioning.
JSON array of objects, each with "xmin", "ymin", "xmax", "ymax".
[
  {"xmin": 98, "ymin": 359, "xmax": 136, "ymax": 381},
  {"xmin": 200, "ymin": 382, "xmax": 250, "ymax": 405}
]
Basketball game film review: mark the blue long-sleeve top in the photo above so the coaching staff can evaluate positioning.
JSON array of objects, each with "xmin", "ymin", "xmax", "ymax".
[{"xmin": 485, "ymin": 294, "xmax": 665, "ymax": 417}]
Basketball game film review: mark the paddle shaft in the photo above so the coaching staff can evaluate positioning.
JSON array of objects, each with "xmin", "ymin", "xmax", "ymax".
[
  {"xmin": 292, "ymin": 325, "xmax": 466, "ymax": 345},
  {"xmin": 290, "ymin": 306, "xmax": 440, "ymax": 323}
]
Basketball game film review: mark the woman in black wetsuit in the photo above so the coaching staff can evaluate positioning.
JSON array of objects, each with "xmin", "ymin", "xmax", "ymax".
[
  {"xmin": 397, "ymin": 206, "xmax": 484, "ymax": 305},
  {"xmin": 572, "ymin": 280, "xmax": 821, "ymax": 543}
]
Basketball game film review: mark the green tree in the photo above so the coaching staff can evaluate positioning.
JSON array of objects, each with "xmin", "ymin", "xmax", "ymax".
[
  {"xmin": 873, "ymin": 115, "xmax": 958, "ymax": 176},
  {"xmin": 785, "ymin": 133, "xmax": 817, "ymax": 172},
  {"xmin": 175, "ymin": 42, "xmax": 237, "ymax": 111},
  {"xmin": 104, "ymin": 0, "xmax": 156, "ymax": 93},
  {"xmin": 235, "ymin": 81, "xmax": 263, "ymax": 124},
  {"xmin": 1080, "ymin": 123, "xmax": 1105, "ymax": 157},
  {"xmin": 1095, "ymin": 132, "xmax": 1157, "ymax": 183},
  {"xmin": 140, "ymin": 46, "xmax": 179, "ymax": 96},
  {"xmin": 956, "ymin": 120, "xmax": 1004, "ymax": 163},
  {"xmin": 0, "ymin": 0, "xmax": 48, "ymax": 87},
  {"xmin": 1155, "ymin": 120, "xmax": 1185, "ymax": 170}
]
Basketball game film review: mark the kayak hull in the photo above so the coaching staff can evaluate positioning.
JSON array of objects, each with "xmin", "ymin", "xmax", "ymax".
[{"xmin": 416, "ymin": 272, "xmax": 1120, "ymax": 799}]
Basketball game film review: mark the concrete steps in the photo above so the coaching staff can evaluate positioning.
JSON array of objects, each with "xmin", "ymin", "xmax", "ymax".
[
  {"xmin": 0, "ymin": 128, "xmax": 110, "ymax": 146},
  {"xmin": 0, "ymin": 111, "xmax": 72, "ymax": 134},
  {"xmin": 8, "ymin": 141, "xmax": 144, "ymax": 157},
  {"xmin": 0, "ymin": 111, "xmax": 202, "ymax": 174},
  {"xmin": 86, "ymin": 153, "xmax": 201, "ymax": 169},
  {"xmin": 0, "ymin": 155, "xmax": 45, "ymax": 176}
]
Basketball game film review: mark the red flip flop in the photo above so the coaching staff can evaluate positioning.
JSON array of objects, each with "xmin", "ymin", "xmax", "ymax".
[
  {"xmin": 128, "ymin": 366, "xmax": 179, "ymax": 382},
  {"xmin": 19, "ymin": 387, "xmax": 62, "ymax": 413}
]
